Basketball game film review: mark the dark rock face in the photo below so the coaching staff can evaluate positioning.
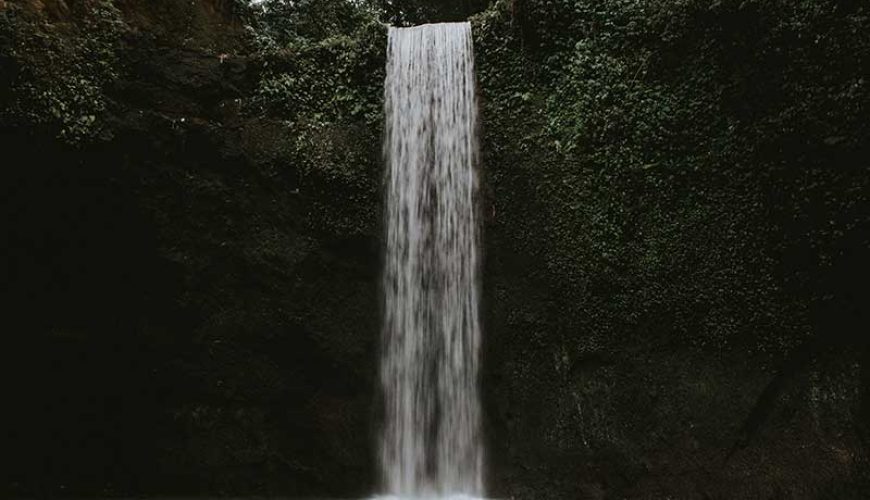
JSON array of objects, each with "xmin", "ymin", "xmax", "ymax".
[
  {"xmin": 473, "ymin": 1, "xmax": 870, "ymax": 499},
  {"xmin": 3, "ymin": 0, "xmax": 870, "ymax": 499},
  {"xmin": 3, "ymin": 1, "xmax": 381, "ymax": 496}
]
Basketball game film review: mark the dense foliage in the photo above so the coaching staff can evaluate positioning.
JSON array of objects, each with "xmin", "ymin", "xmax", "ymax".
[
  {"xmin": 477, "ymin": 0, "xmax": 869, "ymax": 356},
  {"xmin": 0, "ymin": 0, "xmax": 124, "ymax": 142},
  {"xmin": 474, "ymin": 0, "xmax": 869, "ymax": 496},
  {"xmin": 2, "ymin": 0, "xmax": 869, "ymax": 498}
]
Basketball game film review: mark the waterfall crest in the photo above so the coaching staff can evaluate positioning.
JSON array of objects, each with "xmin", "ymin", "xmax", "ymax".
[{"xmin": 380, "ymin": 22, "xmax": 484, "ymax": 498}]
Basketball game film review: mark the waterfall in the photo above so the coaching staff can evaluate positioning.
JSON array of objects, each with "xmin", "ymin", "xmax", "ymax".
[{"xmin": 379, "ymin": 22, "xmax": 484, "ymax": 498}]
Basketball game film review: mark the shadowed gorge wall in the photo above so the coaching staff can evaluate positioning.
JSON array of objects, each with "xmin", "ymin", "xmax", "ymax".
[
  {"xmin": 474, "ymin": 1, "xmax": 870, "ymax": 498},
  {"xmin": 2, "ymin": 0, "xmax": 869, "ymax": 498},
  {"xmin": 3, "ymin": 0, "xmax": 384, "ymax": 495}
]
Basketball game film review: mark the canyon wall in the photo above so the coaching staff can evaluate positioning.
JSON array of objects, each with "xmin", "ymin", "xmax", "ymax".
[{"xmin": 2, "ymin": 1, "xmax": 868, "ymax": 498}]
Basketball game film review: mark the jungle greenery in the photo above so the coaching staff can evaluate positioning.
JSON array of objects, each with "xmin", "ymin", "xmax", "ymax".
[
  {"xmin": 3, "ymin": 0, "xmax": 868, "ymax": 432},
  {"xmin": 477, "ymin": 0, "xmax": 869, "ymax": 355},
  {"xmin": 1, "ymin": 0, "xmax": 868, "ymax": 496},
  {"xmin": 239, "ymin": 1, "xmax": 870, "ymax": 476},
  {"xmin": 472, "ymin": 1, "xmax": 869, "ymax": 471},
  {"xmin": 0, "ymin": 0, "xmax": 124, "ymax": 142}
]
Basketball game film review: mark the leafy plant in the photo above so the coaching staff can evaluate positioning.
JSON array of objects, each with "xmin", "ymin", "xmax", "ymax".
[{"xmin": 0, "ymin": 0, "xmax": 124, "ymax": 144}]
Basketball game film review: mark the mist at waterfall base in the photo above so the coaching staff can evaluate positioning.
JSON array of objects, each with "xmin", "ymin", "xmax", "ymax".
[{"xmin": 377, "ymin": 22, "xmax": 485, "ymax": 500}]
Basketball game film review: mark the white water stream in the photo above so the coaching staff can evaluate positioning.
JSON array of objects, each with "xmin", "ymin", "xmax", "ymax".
[{"xmin": 379, "ymin": 22, "xmax": 484, "ymax": 499}]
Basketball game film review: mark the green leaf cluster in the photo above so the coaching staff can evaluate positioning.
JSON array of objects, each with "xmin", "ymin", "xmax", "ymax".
[
  {"xmin": 473, "ymin": 0, "xmax": 870, "ymax": 363},
  {"xmin": 0, "ymin": 0, "xmax": 124, "ymax": 144}
]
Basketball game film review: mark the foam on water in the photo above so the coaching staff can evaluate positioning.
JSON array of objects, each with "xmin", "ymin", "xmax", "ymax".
[{"xmin": 371, "ymin": 496, "xmax": 486, "ymax": 500}]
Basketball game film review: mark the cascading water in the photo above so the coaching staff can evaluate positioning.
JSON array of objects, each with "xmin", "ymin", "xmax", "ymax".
[{"xmin": 379, "ymin": 22, "xmax": 484, "ymax": 499}]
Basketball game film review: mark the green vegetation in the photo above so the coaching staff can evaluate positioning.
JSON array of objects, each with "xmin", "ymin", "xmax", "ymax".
[
  {"xmin": 475, "ymin": 0, "xmax": 869, "ymax": 358},
  {"xmin": 0, "ymin": 0, "xmax": 124, "ymax": 144},
  {"xmin": 237, "ymin": 2, "xmax": 387, "ymax": 236},
  {"xmin": 1, "ymin": 0, "xmax": 868, "ymax": 497},
  {"xmin": 473, "ymin": 1, "xmax": 869, "ymax": 495}
]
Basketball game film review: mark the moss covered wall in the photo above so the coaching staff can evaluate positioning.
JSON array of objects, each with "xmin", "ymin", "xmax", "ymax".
[
  {"xmin": 473, "ymin": 1, "xmax": 870, "ymax": 498},
  {"xmin": 2, "ymin": 0, "xmax": 869, "ymax": 498},
  {"xmin": 3, "ymin": 0, "xmax": 385, "ymax": 496}
]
